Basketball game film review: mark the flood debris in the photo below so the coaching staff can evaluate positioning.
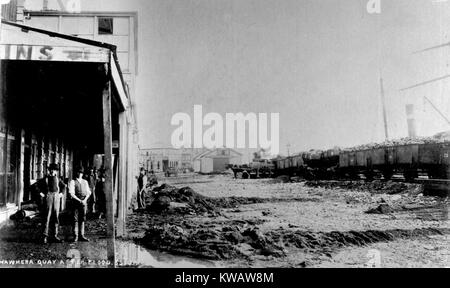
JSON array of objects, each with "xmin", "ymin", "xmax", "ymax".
[
  {"xmin": 140, "ymin": 222, "xmax": 287, "ymax": 260},
  {"xmin": 268, "ymin": 227, "xmax": 450, "ymax": 255},
  {"xmin": 304, "ymin": 180, "xmax": 422, "ymax": 195},
  {"xmin": 148, "ymin": 184, "xmax": 219, "ymax": 215},
  {"xmin": 146, "ymin": 184, "xmax": 321, "ymax": 216},
  {"xmin": 133, "ymin": 181, "xmax": 450, "ymax": 264},
  {"xmin": 365, "ymin": 203, "xmax": 394, "ymax": 214}
]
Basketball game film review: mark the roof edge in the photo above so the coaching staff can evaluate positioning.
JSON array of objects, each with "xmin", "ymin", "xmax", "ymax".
[{"xmin": 1, "ymin": 19, "xmax": 117, "ymax": 51}]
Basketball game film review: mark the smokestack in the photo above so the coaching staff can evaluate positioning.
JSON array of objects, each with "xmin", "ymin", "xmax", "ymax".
[
  {"xmin": 405, "ymin": 104, "xmax": 417, "ymax": 138},
  {"xmin": 43, "ymin": 0, "xmax": 49, "ymax": 10}
]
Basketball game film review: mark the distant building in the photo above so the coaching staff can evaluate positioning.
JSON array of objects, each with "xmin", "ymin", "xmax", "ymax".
[
  {"xmin": 139, "ymin": 148, "xmax": 205, "ymax": 172},
  {"xmin": 193, "ymin": 148, "xmax": 242, "ymax": 174}
]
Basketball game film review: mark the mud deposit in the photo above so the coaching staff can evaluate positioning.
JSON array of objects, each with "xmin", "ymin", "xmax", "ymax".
[
  {"xmin": 304, "ymin": 180, "xmax": 422, "ymax": 195},
  {"xmin": 131, "ymin": 175, "xmax": 450, "ymax": 267},
  {"xmin": 148, "ymin": 184, "xmax": 320, "ymax": 215}
]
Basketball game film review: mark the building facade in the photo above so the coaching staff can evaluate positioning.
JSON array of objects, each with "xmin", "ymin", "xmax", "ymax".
[
  {"xmin": 0, "ymin": 0, "xmax": 139, "ymax": 246},
  {"xmin": 139, "ymin": 148, "xmax": 201, "ymax": 173}
]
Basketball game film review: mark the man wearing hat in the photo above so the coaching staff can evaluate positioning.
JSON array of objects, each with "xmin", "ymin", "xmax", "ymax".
[
  {"xmin": 68, "ymin": 166, "xmax": 92, "ymax": 242},
  {"xmin": 37, "ymin": 163, "xmax": 67, "ymax": 244}
]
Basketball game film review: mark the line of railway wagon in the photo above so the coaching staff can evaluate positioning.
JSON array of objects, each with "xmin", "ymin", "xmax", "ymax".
[{"xmin": 272, "ymin": 141, "xmax": 450, "ymax": 181}]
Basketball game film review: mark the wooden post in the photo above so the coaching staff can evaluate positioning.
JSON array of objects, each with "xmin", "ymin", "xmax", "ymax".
[
  {"xmin": 17, "ymin": 129, "xmax": 25, "ymax": 209},
  {"xmin": 102, "ymin": 76, "xmax": 116, "ymax": 267},
  {"xmin": 117, "ymin": 113, "xmax": 127, "ymax": 237}
]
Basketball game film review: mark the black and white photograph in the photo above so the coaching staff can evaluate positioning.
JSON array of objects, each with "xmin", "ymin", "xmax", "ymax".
[{"xmin": 0, "ymin": 0, "xmax": 449, "ymax": 272}]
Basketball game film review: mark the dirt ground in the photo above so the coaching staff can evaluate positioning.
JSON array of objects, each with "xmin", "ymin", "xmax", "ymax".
[
  {"xmin": 132, "ymin": 172, "xmax": 449, "ymax": 268},
  {"xmin": 0, "ymin": 172, "xmax": 448, "ymax": 268}
]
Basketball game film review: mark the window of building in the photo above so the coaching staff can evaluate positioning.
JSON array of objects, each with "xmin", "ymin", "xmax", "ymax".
[
  {"xmin": 7, "ymin": 137, "xmax": 17, "ymax": 204},
  {"xmin": 98, "ymin": 17, "xmax": 114, "ymax": 35},
  {"xmin": 0, "ymin": 131, "xmax": 18, "ymax": 208},
  {"xmin": 31, "ymin": 143, "xmax": 37, "ymax": 180}
]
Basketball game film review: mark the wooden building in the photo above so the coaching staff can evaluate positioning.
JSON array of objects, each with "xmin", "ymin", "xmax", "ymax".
[
  {"xmin": 193, "ymin": 148, "xmax": 242, "ymax": 174},
  {"xmin": 0, "ymin": 19, "xmax": 139, "ymax": 264}
]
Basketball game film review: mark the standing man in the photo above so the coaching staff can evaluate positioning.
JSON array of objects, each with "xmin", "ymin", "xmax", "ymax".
[
  {"xmin": 148, "ymin": 170, "xmax": 158, "ymax": 189},
  {"xmin": 68, "ymin": 167, "xmax": 92, "ymax": 242},
  {"xmin": 95, "ymin": 168, "xmax": 106, "ymax": 219},
  {"xmin": 137, "ymin": 168, "xmax": 147, "ymax": 209},
  {"xmin": 85, "ymin": 167, "xmax": 97, "ymax": 214},
  {"xmin": 37, "ymin": 163, "xmax": 66, "ymax": 244}
]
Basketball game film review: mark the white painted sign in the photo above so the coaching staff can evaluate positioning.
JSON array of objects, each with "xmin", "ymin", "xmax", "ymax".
[{"xmin": 0, "ymin": 44, "xmax": 110, "ymax": 63}]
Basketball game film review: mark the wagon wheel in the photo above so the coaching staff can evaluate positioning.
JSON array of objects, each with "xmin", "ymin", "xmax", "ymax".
[
  {"xmin": 403, "ymin": 170, "xmax": 418, "ymax": 182},
  {"xmin": 382, "ymin": 170, "xmax": 393, "ymax": 180},
  {"xmin": 349, "ymin": 171, "xmax": 359, "ymax": 180},
  {"xmin": 364, "ymin": 171, "xmax": 374, "ymax": 182}
]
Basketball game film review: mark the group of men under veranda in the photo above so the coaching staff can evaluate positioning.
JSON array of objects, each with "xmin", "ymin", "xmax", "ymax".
[{"xmin": 34, "ymin": 164, "xmax": 158, "ymax": 244}]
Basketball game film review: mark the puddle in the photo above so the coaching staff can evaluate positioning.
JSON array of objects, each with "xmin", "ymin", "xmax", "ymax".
[{"xmin": 116, "ymin": 241, "xmax": 217, "ymax": 268}]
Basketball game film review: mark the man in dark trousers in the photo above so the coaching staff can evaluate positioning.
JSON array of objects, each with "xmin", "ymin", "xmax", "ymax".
[
  {"xmin": 37, "ymin": 163, "xmax": 66, "ymax": 244},
  {"xmin": 136, "ymin": 168, "xmax": 147, "ymax": 209},
  {"xmin": 84, "ymin": 167, "xmax": 97, "ymax": 214},
  {"xmin": 68, "ymin": 167, "xmax": 92, "ymax": 242}
]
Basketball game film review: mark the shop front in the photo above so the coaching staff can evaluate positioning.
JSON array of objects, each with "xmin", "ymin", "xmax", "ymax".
[{"xmin": 0, "ymin": 19, "xmax": 137, "ymax": 264}]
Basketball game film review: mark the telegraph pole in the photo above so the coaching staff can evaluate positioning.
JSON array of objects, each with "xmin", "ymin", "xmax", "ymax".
[{"xmin": 380, "ymin": 77, "xmax": 389, "ymax": 140}]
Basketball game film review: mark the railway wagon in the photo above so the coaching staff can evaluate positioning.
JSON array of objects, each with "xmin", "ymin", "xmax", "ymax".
[
  {"xmin": 290, "ymin": 154, "xmax": 305, "ymax": 176},
  {"xmin": 304, "ymin": 151, "xmax": 323, "ymax": 168},
  {"xmin": 386, "ymin": 144, "xmax": 442, "ymax": 180},
  {"xmin": 414, "ymin": 143, "xmax": 450, "ymax": 179},
  {"xmin": 438, "ymin": 143, "xmax": 450, "ymax": 177},
  {"xmin": 273, "ymin": 157, "xmax": 286, "ymax": 176},
  {"xmin": 367, "ymin": 148, "xmax": 392, "ymax": 179},
  {"xmin": 284, "ymin": 157, "xmax": 293, "ymax": 175},
  {"xmin": 338, "ymin": 150, "xmax": 370, "ymax": 179},
  {"xmin": 339, "ymin": 145, "xmax": 424, "ymax": 180},
  {"xmin": 291, "ymin": 154, "xmax": 304, "ymax": 168},
  {"xmin": 325, "ymin": 149, "xmax": 340, "ymax": 162}
]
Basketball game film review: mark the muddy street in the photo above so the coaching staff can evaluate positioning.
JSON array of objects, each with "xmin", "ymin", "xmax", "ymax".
[
  {"xmin": 128, "ymin": 172, "xmax": 450, "ymax": 268},
  {"xmin": 1, "ymin": 172, "xmax": 447, "ymax": 268}
]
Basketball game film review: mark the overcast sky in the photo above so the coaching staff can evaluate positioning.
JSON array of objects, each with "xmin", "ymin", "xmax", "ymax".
[{"xmin": 47, "ymin": 0, "xmax": 450, "ymax": 155}]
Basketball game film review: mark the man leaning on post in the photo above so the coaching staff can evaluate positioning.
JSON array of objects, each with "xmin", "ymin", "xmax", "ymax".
[
  {"xmin": 37, "ymin": 163, "xmax": 67, "ymax": 244},
  {"xmin": 68, "ymin": 166, "xmax": 92, "ymax": 242}
]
